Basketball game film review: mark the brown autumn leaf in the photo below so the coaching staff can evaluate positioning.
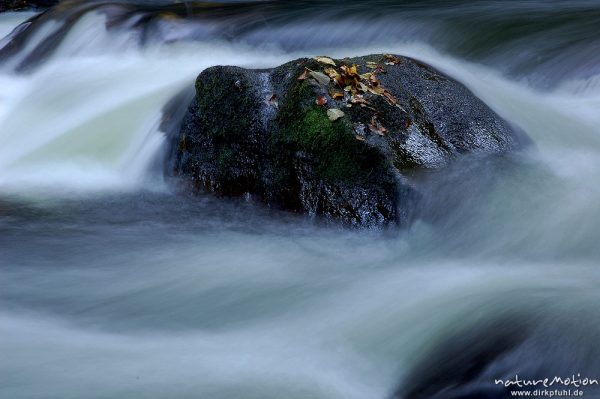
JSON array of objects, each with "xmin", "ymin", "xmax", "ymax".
[
  {"xmin": 350, "ymin": 94, "xmax": 368, "ymax": 105},
  {"xmin": 369, "ymin": 115, "xmax": 388, "ymax": 136},
  {"xmin": 369, "ymin": 74, "xmax": 380, "ymax": 85},
  {"xmin": 382, "ymin": 90, "xmax": 398, "ymax": 106},
  {"xmin": 340, "ymin": 64, "xmax": 359, "ymax": 78},
  {"xmin": 298, "ymin": 69, "xmax": 309, "ymax": 80},
  {"xmin": 372, "ymin": 64, "xmax": 386, "ymax": 74},
  {"xmin": 314, "ymin": 56, "xmax": 336, "ymax": 66},
  {"xmin": 316, "ymin": 95, "xmax": 328, "ymax": 106},
  {"xmin": 266, "ymin": 93, "xmax": 278, "ymax": 108},
  {"xmin": 404, "ymin": 118, "xmax": 412, "ymax": 129},
  {"xmin": 355, "ymin": 134, "xmax": 366, "ymax": 141},
  {"xmin": 333, "ymin": 75, "xmax": 346, "ymax": 88},
  {"xmin": 367, "ymin": 85, "xmax": 386, "ymax": 96},
  {"xmin": 384, "ymin": 54, "xmax": 402, "ymax": 65}
]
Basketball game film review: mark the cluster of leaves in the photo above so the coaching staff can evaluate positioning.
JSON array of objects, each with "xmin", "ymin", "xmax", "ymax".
[
  {"xmin": 298, "ymin": 55, "xmax": 406, "ymax": 137},
  {"xmin": 272, "ymin": 57, "xmax": 399, "ymax": 186}
]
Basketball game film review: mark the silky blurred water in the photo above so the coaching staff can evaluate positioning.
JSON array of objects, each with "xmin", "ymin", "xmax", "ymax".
[{"xmin": 1, "ymin": 2, "xmax": 599, "ymax": 398}]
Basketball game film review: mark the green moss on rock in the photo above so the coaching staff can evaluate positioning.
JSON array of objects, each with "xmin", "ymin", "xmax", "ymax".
[{"xmin": 275, "ymin": 78, "xmax": 390, "ymax": 186}]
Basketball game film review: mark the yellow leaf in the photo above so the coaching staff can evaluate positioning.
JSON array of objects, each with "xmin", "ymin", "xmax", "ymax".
[
  {"xmin": 314, "ymin": 56, "xmax": 336, "ymax": 66},
  {"xmin": 368, "ymin": 85, "xmax": 385, "ymax": 95},
  {"xmin": 323, "ymin": 67, "xmax": 340, "ymax": 79},
  {"xmin": 330, "ymin": 90, "xmax": 344, "ymax": 100},
  {"xmin": 327, "ymin": 108, "xmax": 345, "ymax": 121}
]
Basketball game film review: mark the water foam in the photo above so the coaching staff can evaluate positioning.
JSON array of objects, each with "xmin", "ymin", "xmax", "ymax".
[{"xmin": 2, "ymin": 14, "xmax": 600, "ymax": 195}]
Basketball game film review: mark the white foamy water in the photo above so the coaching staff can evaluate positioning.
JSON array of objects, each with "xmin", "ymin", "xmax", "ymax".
[
  {"xmin": 1, "ymin": 5, "xmax": 600, "ymax": 399},
  {"xmin": 1, "ymin": 16, "xmax": 599, "ymax": 193},
  {"xmin": 0, "ymin": 13, "xmax": 290, "ymax": 192}
]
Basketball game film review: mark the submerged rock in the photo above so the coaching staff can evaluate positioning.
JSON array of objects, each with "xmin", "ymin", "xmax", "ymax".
[{"xmin": 171, "ymin": 54, "xmax": 525, "ymax": 227}]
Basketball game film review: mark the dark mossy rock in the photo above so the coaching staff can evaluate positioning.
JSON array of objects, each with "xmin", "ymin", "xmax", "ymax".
[
  {"xmin": 0, "ymin": 0, "xmax": 59, "ymax": 12},
  {"xmin": 171, "ymin": 54, "xmax": 525, "ymax": 227}
]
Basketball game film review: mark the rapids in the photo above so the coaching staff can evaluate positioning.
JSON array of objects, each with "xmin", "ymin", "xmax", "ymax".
[{"xmin": 1, "ymin": 2, "xmax": 599, "ymax": 398}]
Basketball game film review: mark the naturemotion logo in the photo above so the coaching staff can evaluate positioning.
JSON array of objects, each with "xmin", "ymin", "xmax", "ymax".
[{"xmin": 494, "ymin": 374, "xmax": 598, "ymax": 398}]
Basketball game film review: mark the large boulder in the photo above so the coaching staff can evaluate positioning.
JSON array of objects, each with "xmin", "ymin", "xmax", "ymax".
[{"xmin": 170, "ymin": 54, "xmax": 524, "ymax": 227}]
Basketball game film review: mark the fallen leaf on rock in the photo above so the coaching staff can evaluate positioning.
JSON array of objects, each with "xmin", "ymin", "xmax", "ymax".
[
  {"xmin": 314, "ymin": 56, "xmax": 336, "ymax": 66},
  {"xmin": 355, "ymin": 135, "xmax": 365, "ymax": 141},
  {"xmin": 395, "ymin": 103, "xmax": 407, "ymax": 112},
  {"xmin": 298, "ymin": 69, "xmax": 310, "ymax": 80},
  {"xmin": 350, "ymin": 94, "xmax": 368, "ymax": 105},
  {"xmin": 368, "ymin": 85, "xmax": 385, "ymax": 96},
  {"xmin": 369, "ymin": 115, "xmax": 388, "ymax": 136},
  {"xmin": 266, "ymin": 93, "xmax": 278, "ymax": 108},
  {"xmin": 405, "ymin": 118, "xmax": 412, "ymax": 129},
  {"xmin": 330, "ymin": 90, "xmax": 344, "ymax": 100},
  {"xmin": 334, "ymin": 75, "xmax": 345, "ymax": 87},
  {"xmin": 372, "ymin": 64, "xmax": 386, "ymax": 74},
  {"xmin": 382, "ymin": 90, "xmax": 398, "ymax": 106},
  {"xmin": 324, "ymin": 67, "xmax": 340, "ymax": 79},
  {"xmin": 310, "ymin": 71, "xmax": 331, "ymax": 86},
  {"xmin": 316, "ymin": 95, "xmax": 328, "ymax": 106},
  {"xmin": 384, "ymin": 54, "xmax": 402, "ymax": 65},
  {"xmin": 341, "ymin": 64, "xmax": 359, "ymax": 77},
  {"xmin": 327, "ymin": 108, "xmax": 345, "ymax": 121}
]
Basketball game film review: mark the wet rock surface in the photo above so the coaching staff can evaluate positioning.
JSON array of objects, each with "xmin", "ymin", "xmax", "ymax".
[{"xmin": 171, "ymin": 54, "xmax": 525, "ymax": 227}]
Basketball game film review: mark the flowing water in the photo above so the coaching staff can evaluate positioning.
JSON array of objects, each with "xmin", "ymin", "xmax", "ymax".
[{"xmin": 1, "ymin": 1, "xmax": 600, "ymax": 398}]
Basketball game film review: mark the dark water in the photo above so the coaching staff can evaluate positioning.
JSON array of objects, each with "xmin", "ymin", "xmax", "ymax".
[{"xmin": 1, "ymin": 1, "xmax": 599, "ymax": 398}]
